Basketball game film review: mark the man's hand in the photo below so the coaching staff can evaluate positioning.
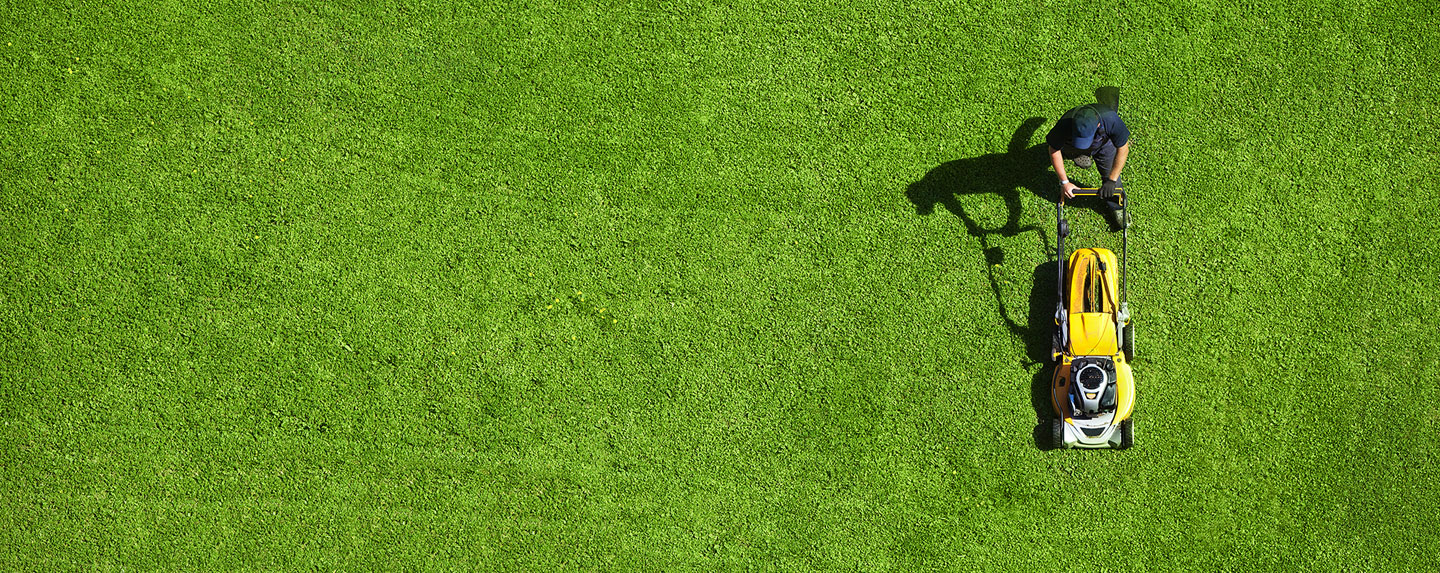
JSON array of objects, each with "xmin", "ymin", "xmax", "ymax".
[
  {"xmin": 1050, "ymin": 146, "xmax": 1075, "ymax": 201},
  {"xmin": 1060, "ymin": 181, "xmax": 1078, "ymax": 199},
  {"xmin": 1100, "ymin": 178, "xmax": 1118, "ymax": 199}
]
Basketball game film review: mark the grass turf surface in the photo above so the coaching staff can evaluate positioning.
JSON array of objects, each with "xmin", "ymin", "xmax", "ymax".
[{"xmin": 3, "ymin": 0, "xmax": 1439, "ymax": 569}]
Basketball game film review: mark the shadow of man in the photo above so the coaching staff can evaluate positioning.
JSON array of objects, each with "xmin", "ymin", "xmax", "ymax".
[
  {"xmin": 906, "ymin": 117, "xmax": 1063, "ymax": 448},
  {"xmin": 906, "ymin": 117, "xmax": 1053, "ymax": 237},
  {"xmin": 906, "ymin": 117, "xmax": 1057, "ymax": 361}
]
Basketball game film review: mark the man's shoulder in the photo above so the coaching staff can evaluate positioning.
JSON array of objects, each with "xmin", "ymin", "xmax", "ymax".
[
  {"xmin": 1101, "ymin": 110, "xmax": 1130, "ymax": 146},
  {"xmin": 1099, "ymin": 107, "xmax": 1125, "ymax": 125},
  {"xmin": 1046, "ymin": 116, "xmax": 1074, "ymax": 147},
  {"xmin": 1048, "ymin": 115, "xmax": 1076, "ymax": 131}
]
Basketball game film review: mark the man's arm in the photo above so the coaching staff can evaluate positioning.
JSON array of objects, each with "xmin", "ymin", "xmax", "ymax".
[
  {"xmin": 1107, "ymin": 142, "xmax": 1129, "ymax": 182},
  {"xmin": 1049, "ymin": 146, "xmax": 1076, "ymax": 199}
]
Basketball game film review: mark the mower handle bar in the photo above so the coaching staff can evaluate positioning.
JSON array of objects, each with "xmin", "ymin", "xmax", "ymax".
[{"xmin": 1059, "ymin": 186, "xmax": 1125, "ymax": 207}]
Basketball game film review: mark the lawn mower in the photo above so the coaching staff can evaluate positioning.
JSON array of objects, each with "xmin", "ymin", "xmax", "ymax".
[{"xmin": 1049, "ymin": 185, "xmax": 1135, "ymax": 449}]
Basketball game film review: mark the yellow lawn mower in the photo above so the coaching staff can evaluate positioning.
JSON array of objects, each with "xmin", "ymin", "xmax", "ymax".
[{"xmin": 1050, "ymin": 187, "xmax": 1135, "ymax": 449}]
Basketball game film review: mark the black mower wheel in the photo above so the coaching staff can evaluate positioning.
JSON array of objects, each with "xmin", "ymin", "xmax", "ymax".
[
  {"xmin": 1123, "ymin": 323, "xmax": 1136, "ymax": 361},
  {"xmin": 1118, "ymin": 418, "xmax": 1134, "ymax": 450},
  {"xmin": 1050, "ymin": 419, "xmax": 1065, "ymax": 449}
]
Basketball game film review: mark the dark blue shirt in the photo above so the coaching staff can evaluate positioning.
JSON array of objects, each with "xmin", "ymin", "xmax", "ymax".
[{"xmin": 1046, "ymin": 106, "xmax": 1130, "ymax": 153}]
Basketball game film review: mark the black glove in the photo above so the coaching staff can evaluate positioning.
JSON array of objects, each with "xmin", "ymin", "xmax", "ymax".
[{"xmin": 1100, "ymin": 178, "xmax": 1119, "ymax": 199}]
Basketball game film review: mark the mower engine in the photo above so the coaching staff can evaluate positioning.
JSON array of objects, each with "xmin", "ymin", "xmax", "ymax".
[{"xmin": 1069, "ymin": 356, "xmax": 1118, "ymax": 416}]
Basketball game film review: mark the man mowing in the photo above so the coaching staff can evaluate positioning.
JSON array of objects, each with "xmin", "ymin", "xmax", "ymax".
[{"xmin": 1047, "ymin": 102, "xmax": 1131, "ymax": 229}]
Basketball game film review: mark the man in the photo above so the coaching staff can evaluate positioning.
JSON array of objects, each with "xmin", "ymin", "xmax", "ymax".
[{"xmin": 1047, "ymin": 103, "xmax": 1130, "ymax": 222}]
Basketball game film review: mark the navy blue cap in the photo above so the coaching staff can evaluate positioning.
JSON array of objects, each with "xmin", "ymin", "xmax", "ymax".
[{"xmin": 1072, "ymin": 105, "xmax": 1100, "ymax": 149}]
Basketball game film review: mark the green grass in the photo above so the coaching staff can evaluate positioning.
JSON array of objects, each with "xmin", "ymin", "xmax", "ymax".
[{"xmin": 3, "ymin": 0, "xmax": 1438, "ymax": 569}]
